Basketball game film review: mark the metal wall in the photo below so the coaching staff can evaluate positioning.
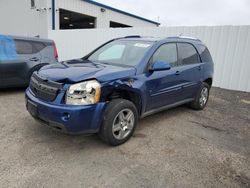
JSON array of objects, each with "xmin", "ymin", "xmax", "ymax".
[
  {"xmin": 0, "ymin": 0, "xmax": 50, "ymax": 38},
  {"xmin": 0, "ymin": 0, "xmax": 157, "ymax": 38},
  {"xmin": 48, "ymin": 26, "xmax": 250, "ymax": 92},
  {"xmin": 56, "ymin": 0, "xmax": 158, "ymax": 29}
]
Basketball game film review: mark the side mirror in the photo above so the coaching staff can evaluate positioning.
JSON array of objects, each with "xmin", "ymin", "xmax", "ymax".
[{"xmin": 149, "ymin": 60, "xmax": 171, "ymax": 71}]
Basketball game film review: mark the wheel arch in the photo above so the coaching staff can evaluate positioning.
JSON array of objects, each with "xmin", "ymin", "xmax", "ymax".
[
  {"xmin": 107, "ymin": 88, "xmax": 143, "ymax": 116},
  {"xmin": 203, "ymin": 78, "xmax": 213, "ymax": 88}
]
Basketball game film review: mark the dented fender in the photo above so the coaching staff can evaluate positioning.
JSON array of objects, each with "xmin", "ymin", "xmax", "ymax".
[{"xmin": 100, "ymin": 77, "xmax": 148, "ymax": 116}]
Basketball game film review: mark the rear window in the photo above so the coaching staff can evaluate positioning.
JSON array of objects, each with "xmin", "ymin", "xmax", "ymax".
[
  {"xmin": 14, "ymin": 40, "xmax": 46, "ymax": 54},
  {"xmin": 198, "ymin": 45, "xmax": 213, "ymax": 62}
]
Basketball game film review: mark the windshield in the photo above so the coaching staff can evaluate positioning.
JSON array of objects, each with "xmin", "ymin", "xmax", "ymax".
[{"xmin": 88, "ymin": 40, "xmax": 153, "ymax": 67}]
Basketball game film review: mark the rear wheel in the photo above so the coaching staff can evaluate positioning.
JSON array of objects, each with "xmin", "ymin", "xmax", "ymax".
[
  {"xmin": 190, "ymin": 82, "xmax": 210, "ymax": 110},
  {"xmin": 98, "ymin": 99, "xmax": 138, "ymax": 146}
]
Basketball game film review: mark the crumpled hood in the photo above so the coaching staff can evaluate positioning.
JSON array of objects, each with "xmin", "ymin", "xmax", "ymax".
[{"xmin": 38, "ymin": 59, "xmax": 136, "ymax": 83}]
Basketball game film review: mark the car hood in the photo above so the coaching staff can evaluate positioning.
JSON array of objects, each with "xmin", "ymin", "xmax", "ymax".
[{"xmin": 38, "ymin": 59, "xmax": 136, "ymax": 83}]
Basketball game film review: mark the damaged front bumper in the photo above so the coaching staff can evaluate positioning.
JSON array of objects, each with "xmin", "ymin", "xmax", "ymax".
[{"xmin": 25, "ymin": 88, "xmax": 106, "ymax": 134}]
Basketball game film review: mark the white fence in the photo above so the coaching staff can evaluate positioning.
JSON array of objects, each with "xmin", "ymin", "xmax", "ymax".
[{"xmin": 48, "ymin": 26, "xmax": 250, "ymax": 92}]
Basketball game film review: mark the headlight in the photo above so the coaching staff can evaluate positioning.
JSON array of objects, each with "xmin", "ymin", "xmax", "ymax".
[{"xmin": 65, "ymin": 80, "xmax": 101, "ymax": 105}]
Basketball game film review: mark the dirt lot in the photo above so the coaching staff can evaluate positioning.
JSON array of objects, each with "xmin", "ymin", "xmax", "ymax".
[{"xmin": 0, "ymin": 87, "xmax": 249, "ymax": 188}]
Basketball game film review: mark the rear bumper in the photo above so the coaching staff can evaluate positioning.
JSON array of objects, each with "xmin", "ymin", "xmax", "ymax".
[{"xmin": 25, "ymin": 88, "xmax": 106, "ymax": 134}]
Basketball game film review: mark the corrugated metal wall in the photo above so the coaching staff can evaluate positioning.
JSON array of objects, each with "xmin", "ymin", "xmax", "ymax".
[{"xmin": 48, "ymin": 26, "xmax": 250, "ymax": 92}]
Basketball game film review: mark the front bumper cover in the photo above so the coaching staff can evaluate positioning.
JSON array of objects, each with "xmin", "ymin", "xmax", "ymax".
[{"xmin": 25, "ymin": 88, "xmax": 106, "ymax": 134}]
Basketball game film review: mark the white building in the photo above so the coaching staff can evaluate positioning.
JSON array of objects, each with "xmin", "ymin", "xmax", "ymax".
[{"xmin": 0, "ymin": 0, "xmax": 160, "ymax": 38}]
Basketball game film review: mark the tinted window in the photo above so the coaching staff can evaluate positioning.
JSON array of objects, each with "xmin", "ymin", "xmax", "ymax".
[
  {"xmin": 178, "ymin": 43, "xmax": 200, "ymax": 65},
  {"xmin": 152, "ymin": 43, "xmax": 177, "ymax": 67},
  {"xmin": 15, "ymin": 40, "xmax": 45, "ymax": 54},
  {"xmin": 198, "ymin": 45, "xmax": 213, "ymax": 62},
  {"xmin": 15, "ymin": 40, "xmax": 33, "ymax": 54},
  {"xmin": 33, "ymin": 42, "xmax": 46, "ymax": 52}
]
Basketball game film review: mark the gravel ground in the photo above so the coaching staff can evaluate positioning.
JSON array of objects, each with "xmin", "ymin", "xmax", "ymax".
[{"xmin": 0, "ymin": 87, "xmax": 249, "ymax": 188}]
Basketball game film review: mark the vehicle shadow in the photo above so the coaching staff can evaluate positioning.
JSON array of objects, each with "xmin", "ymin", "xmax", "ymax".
[
  {"xmin": 23, "ymin": 104, "xmax": 189, "ymax": 150},
  {"xmin": 138, "ymin": 105, "xmax": 188, "ymax": 128}
]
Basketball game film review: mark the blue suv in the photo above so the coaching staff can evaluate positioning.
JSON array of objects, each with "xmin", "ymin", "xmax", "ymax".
[{"xmin": 25, "ymin": 36, "xmax": 214, "ymax": 145}]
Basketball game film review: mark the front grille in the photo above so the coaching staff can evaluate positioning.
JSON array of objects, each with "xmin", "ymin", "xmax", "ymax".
[{"xmin": 30, "ymin": 72, "xmax": 63, "ymax": 101}]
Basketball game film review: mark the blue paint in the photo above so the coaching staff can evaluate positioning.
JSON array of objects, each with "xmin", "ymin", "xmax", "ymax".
[
  {"xmin": 52, "ymin": 0, "xmax": 55, "ymax": 30},
  {"xmin": 0, "ymin": 35, "xmax": 17, "ymax": 61},
  {"xmin": 82, "ymin": 0, "xmax": 160, "ymax": 26},
  {"xmin": 26, "ymin": 88, "xmax": 106, "ymax": 133},
  {"xmin": 150, "ymin": 60, "xmax": 171, "ymax": 71},
  {"xmin": 25, "ymin": 36, "xmax": 214, "ymax": 134}
]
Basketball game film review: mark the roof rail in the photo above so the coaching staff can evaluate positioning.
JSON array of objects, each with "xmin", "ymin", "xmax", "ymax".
[
  {"xmin": 167, "ymin": 36, "xmax": 201, "ymax": 42},
  {"xmin": 124, "ymin": 35, "xmax": 141, "ymax": 38}
]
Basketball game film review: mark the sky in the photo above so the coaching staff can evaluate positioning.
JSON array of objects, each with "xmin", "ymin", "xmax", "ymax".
[{"xmin": 94, "ymin": 0, "xmax": 250, "ymax": 26}]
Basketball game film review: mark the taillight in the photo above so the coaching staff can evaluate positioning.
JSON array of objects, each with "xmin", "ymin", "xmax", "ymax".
[{"xmin": 53, "ymin": 41, "xmax": 58, "ymax": 61}]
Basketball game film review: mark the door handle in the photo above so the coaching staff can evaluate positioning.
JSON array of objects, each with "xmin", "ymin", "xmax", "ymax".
[
  {"xmin": 29, "ymin": 57, "xmax": 39, "ymax": 62},
  {"xmin": 175, "ymin": 71, "xmax": 181, "ymax": 75},
  {"xmin": 197, "ymin": 65, "xmax": 202, "ymax": 70}
]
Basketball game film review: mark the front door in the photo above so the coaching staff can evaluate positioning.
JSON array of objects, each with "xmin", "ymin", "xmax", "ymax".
[{"xmin": 145, "ymin": 43, "xmax": 184, "ymax": 111}]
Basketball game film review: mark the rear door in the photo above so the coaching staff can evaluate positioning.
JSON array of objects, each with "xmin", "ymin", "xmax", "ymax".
[
  {"xmin": 9, "ymin": 39, "xmax": 44, "ymax": 82},
  {"xmin": 1, "ymin": 39, "xmax": 44, "ymax": 86},
  {"xmin": 176, "ymin": 42, "xmax": 203, "ymax": 100},
  {"xmin": 0, "ymin": 36, "xmax": 54, "ymax": 87},
  {"xmin": 14, "ymin": 39, "xmax": 42, "ymax": 63}
]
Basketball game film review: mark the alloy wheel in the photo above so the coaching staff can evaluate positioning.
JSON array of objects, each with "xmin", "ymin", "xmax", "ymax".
[
  {"xmin": 112, "ymin": 108, "xmax": 135, "ymax": 140},
  {"xmin": 199, "ymin": 87, "xmax": 208, "ymax": 107}
]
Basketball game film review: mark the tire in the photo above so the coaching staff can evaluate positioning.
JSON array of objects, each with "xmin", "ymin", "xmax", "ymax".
[
  {"xmin": 189, "ymin": 82, "xmax": 210, "ymax": 110},
  {"xmin": 98, "ymin": 99, "xmax": 138, "ymax": 146}
]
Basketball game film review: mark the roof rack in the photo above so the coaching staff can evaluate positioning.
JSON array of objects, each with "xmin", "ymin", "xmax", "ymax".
[
  {"xmin": 124, "ymin": 35, "xmax": 141, "ymax": 38},
  {"xmin": 167, "ymin": 36, "xmax": 201, "ymax": 42}
]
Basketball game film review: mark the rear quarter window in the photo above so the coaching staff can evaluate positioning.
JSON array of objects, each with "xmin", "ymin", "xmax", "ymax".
[
  {"xmin": 198, "ymin": 45, "xmax": 213, "ymax": 62},
  {"xmin": 33, "ymin": 42, "xmax": 46, "ymax": 52},
  {"xmin": 14, "ymin": 40, "xmax": 45, "ymax": 54}
]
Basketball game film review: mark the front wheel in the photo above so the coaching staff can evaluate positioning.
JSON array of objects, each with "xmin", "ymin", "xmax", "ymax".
[
  {"xmin": 189, "ymin": 82, "xmax": 210, "ymax": 110},
  {"xmin": 98, "ymin": 99, "xmax": 138, "ymax": 146}
]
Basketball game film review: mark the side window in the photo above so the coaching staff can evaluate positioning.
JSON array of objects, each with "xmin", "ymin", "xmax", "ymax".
[
  {"xmin": 98, "ymin": 44, "xmax": 125, "ymax": 60},
  {"xmin": 178, "ymin": 43, "xmax": 200, "ymax": 65},
  {"xmin": 152, "ymin": 43, "xmax": 177, "ymax": 67},
  {"xmin": 198, "ymin": 45, "xmax": 213, "ymax": 62},
  {"xmin": 14, "ymin": 40, "xmax": 45, "ymax": 54},
  {"xmin": 15, "ymin": 40, "xmax": 33, "ymax": 54},
  {"xmin": 32, "ymin": 42, "xmax": 46, "ymax": 52}
]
